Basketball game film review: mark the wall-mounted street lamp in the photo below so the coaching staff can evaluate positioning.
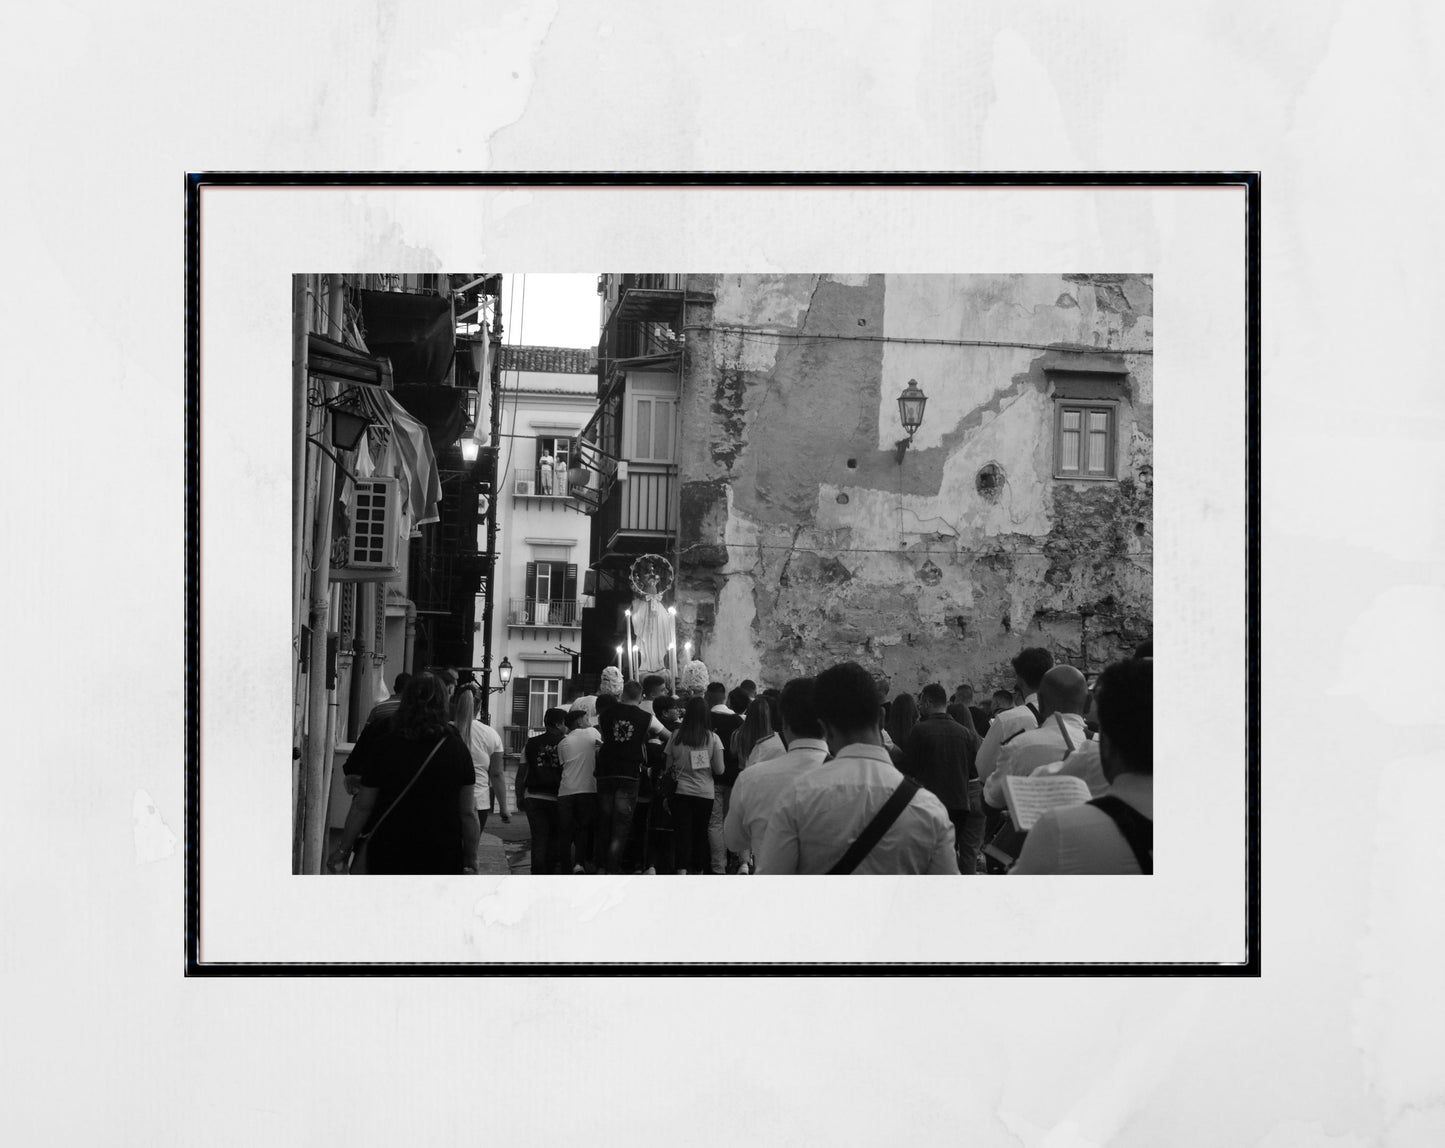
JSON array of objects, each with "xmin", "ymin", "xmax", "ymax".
[
  {"xmin": 894, "ymin": 379, "xmax": 928, "ymax": 464},
  {"xmin": 326, "ymin": 403, "xmax": 371, "ymax": 452},
  {"xmin": 460, "ymin": 436, "xmax": 480, "ymax": 463},
  {"xmin": 486, "ymin": 656, "xmax": 513, "ymax": 694}
]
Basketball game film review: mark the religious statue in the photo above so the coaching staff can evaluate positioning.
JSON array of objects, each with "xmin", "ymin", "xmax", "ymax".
[{"xmin": 628, "ymin": 555, "xmax": 676, "ymax": 677}]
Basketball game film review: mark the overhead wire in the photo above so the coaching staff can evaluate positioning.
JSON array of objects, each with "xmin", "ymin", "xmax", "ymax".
[{"xmin": 682, "ymin": 324, "xmax": 1153, "ymax": 356}]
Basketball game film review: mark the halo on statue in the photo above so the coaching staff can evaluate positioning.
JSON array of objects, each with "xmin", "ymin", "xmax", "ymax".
[{"xmin": 628, "ymin": 554, "xmax": 674, "ymax": 601}]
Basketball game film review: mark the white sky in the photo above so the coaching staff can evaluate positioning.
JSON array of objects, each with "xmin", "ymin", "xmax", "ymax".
[{"xmin": 499, "ymin": 272, "xmax": 601, "ymax": 348}]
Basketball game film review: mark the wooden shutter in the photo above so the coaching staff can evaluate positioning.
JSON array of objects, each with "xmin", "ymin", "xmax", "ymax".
[
  {"xmin": 563, "ymin": 563, "xmax": 578, "ymax": 604},
  {"xmin": 634, "ymin": 398, "xmax": 652, "ymax": 459},
  {"xmin": 511, "ymin": 677, "xmax": 530, "ymax": 729},
  {"xmin": 525, "ymin": 561, "xmax": 537, "ymax": 606}
]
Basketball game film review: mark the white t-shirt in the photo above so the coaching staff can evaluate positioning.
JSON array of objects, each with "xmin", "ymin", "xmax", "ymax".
[
  {"xmin": 666, "ymin": 732, "xmax": 724, "ymax": 800},
  {"xmin": 467, "ymin": 721, "xmax": 504, "ymax": 808},
  {"xmin": 557, "ymin": 726, "xmax": 603, "ymax": 796}
]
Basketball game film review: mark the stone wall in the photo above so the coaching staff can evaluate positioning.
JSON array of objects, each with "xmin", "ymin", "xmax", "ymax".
[{"xmin": 675, "ymin": 273, "xmax": 1152, "ymax": 695}]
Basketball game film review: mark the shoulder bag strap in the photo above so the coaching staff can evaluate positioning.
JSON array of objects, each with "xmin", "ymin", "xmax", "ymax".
[
  {"xmin": 1086, "ymin": 795, "xmax": 1153, "ymax": 874},
  {"xmin": 1054, "ymin": 712, "xmax": 1075, "ymax": 756},
  {"xmin": 360, "ymin": 736, "xmax": 449, "ymax": 844},
  {"xmin": 828, "ymin": 777, "xmax": 921, "ymax": 875},
  {"xmin": 1025, "ymin": 702, "xmax": 1040, "ymax": 723}
]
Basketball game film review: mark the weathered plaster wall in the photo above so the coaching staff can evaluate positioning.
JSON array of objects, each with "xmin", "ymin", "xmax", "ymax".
[{"xmin": 677, "ymin": 274, "xmax": 1152, "ymax": 695}]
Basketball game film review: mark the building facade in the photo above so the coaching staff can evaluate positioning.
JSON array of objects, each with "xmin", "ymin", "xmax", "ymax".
[
  {"xmin": 293, "ymin": 272, "xmax": 496, "ymax": 873},
  {"xmin": 482, "ymin": 345, "xmax": 598, "ymax": 757},
  {"xmin": 579, "ymin": 273, "xmax": 1152, "ymax": 696}
]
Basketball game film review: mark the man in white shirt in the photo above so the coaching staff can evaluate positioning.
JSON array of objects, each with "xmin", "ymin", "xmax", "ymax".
[
  {"xmin": 556, "ymin": 707, "xmax": 603, "ymax": 873},
  {"xmin": 975, "ymin": 647, "xmax": 1054, "ymax": 788},
  {"xmin": 983, "ymin": 665, "xmax": 1091, "ymax": 807},
  {"xmin": 1014, "ymin": 657, "xmax": 1152, "ymax": 874},
  {"xmin": 466, "ymin": 708, "xmax": 505, "ymax": 833},
  {"xmin": 755, "ymin": 662, "xmax": 958, "ymax": 875},
  {"xmin": 723, "ymin": 677, "xmax": 829, "ymax": 863}
]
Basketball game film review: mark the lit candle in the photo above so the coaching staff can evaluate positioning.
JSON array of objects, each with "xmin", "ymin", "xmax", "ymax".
[
  {"xmin": 684, "ymin": 640, "xmax": 692, "ymax": 660},
  {"xmin": 615, "ymin": 644, "xmax": 623, "ymax": 668}
]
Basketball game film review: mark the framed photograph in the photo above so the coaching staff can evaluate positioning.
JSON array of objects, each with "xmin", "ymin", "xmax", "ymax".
[{"xmin": 188, "ymin": 175, "xmax": 1257, "ymax": 971}]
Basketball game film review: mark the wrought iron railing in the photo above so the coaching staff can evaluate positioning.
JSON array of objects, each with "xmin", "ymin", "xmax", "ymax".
[{"xmin": 507, "ymin": 598, "xmax": 581, "ymax": 627}]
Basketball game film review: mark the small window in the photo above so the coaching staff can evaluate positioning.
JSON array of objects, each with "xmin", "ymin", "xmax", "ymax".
[
  {"xmin": 1054, "ymin": 400, "xmax": 1117, "ymax": 480},
  {"xmin": 528, "ymin": 677, "xmax": 563, "ymax": 728}
]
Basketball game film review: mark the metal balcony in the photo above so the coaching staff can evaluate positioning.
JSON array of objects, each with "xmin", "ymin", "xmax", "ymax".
[{"xmin": 507, "ymin": 598, "xmax": 582, "ymax": 629}]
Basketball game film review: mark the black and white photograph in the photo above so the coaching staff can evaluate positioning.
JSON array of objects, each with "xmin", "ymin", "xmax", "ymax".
[
  {"xmin": 297, "ymin": 272, "xmax": 1154, "ymax": 881},
  {"xmin": 10, "ymin": 0, "xmax": 1442, "ymax": 1142}
]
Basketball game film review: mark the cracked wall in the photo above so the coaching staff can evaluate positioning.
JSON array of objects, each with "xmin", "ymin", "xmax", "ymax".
[{"xmin": 676, "ymin": 273, "xmax": 1152, "ymax": 694}]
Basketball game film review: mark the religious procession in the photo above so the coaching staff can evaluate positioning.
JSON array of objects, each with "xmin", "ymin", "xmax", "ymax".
[{"xmin": 294, "ymin": 272, "xmax": 1153, "ymax": 877}]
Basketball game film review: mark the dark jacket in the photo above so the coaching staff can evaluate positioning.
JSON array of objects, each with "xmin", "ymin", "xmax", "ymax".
[{"xmin": 900, "ymin": 711, "xmax": 981, "ymax": 813}]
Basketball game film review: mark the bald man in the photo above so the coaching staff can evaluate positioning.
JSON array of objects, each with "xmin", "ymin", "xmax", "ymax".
[{"xmin": 982, "ymin": 665, "xmax": 1092, "ymax": 808}]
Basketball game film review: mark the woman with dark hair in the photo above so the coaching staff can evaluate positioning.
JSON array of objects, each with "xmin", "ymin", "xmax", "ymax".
[
  {"xmin": 327, "ymin": 672, "xmax": 481, "ymax": 875},
  {"xmin": 663, "ymin": 696, "xmax": 724, "ymax": 874},
  {"xmin": 884, "ymin": 691, "xmax": 919, "ymax": 766},
  {"xmin": 735, "ymin": 694, "xmax": 784, "ymax": 771}
]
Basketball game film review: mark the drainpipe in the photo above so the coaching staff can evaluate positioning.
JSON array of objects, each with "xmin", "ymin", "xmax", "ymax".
[
  {"xmin": 292, "ymin": 275, "xmax": 310, "ymax": 663},
  {"xmin": 672, "ymin": 290, "xmax": 687, "ymax": 619},
  {"xmin": 479, "ymin": 293, "xmax": 504, "ymax": 707},
  {"xmin": 298, "ymin": 277, "xmax": 343, "ymax": 874},
  {"xmin": 291, "ymin": 276, "xmax": 311, "ymax": 865}
]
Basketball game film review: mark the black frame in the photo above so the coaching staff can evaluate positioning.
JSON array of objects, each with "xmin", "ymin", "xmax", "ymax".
[{"xmin": 186, "ymin": 171, "xmax": 1261, "ymax": 976}]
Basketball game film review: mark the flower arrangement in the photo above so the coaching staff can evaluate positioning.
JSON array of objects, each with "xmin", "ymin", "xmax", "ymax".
[
  {"xmin": 598, "ymin": 665, "xmax": 624, "ymax": 697},
  {"xmin": 677, "ymin": 659, "xmax": 710, "ymax": 699}
]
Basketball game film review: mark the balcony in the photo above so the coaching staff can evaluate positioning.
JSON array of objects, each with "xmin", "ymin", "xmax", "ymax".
[
  {"xmin": 512, "ymin": 468, "xmax": 577, "ymax": 501},
  {"xmin": 598, "ymin": 461, "xmax": 677, "ymax": 556},
  {"xmin": 507, "ymin": 598, "xmax": 582, "ymax": 629}
]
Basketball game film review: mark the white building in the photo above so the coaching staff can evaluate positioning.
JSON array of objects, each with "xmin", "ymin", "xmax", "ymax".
[{"xmin": 477, "ymin": 345, "xmax": 597, "ymax": 757}]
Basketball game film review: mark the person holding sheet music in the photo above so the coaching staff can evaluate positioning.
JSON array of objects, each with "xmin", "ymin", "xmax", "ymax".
[
  {"xmin": 975, "ymin": 647, "xmax": 1055, "ymax": 791},
  {"xmin": 1012, "ymin": 657, "xmax": 1153, "ymax": 875},
  {"xmin": 982, "ymin": 665, "xmax": 1091, "ymax": 808}
]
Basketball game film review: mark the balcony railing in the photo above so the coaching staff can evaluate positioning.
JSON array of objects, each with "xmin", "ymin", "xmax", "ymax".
[
  {"xmin": 598, "ymin": 462, "xmax": 676, "ymax": 549},
  {"xmin": 508, "ymin": 598, "xmax": 581, "ymax": 628},
  {"xmin": 514, "ymin": 466, "xmax": 574, "ymax": 498}
]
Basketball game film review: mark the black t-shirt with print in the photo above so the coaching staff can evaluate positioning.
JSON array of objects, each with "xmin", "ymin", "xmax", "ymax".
[{"xmin": 596, "ymin": 702, "xmax": 654, "ymax": 781}]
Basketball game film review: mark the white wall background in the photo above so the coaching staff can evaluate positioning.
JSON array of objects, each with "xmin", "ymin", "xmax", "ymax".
[{"xmin": 2, "ymin": 1, "xmax": 1441, "ymax": 1144}]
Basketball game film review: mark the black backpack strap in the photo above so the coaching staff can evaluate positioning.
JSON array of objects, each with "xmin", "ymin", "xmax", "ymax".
[
  {"xmin": 1025, "ymin": 702, "xmax": 1040, "ymax": 723},
  {"xmin": 1087, "ymin": 796, "xmax": 1153, "ymax": 874},
  {"xmin": 828, "ymin": 778, "xmax": 921, "ymax": 874}
]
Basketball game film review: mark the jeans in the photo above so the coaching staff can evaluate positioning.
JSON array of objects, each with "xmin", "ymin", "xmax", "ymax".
[
  {"xmin": 594, "ymin": 777, "xmax": 640, "ymax": 874},
  {"xmin": 708, "ymin": 784, "xmax": 734, "ymax": 873},
  {"xmin": 525, "ymin": 797, "xmax": 561, "ymax": 874},
  {"xmin": 671, "ymin": 794, "xmax": 713, "ymax": 873},
  {"xmin": 557, "ymin": 793, "xmax": 596, "ymax": 872},
  {"xmin": 954, "ymin": 780, "xmax": 986, "ymax": 875}
]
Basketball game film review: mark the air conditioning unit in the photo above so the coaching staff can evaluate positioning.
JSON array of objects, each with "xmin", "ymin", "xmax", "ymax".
[
  {"xmin": 514, "ymin": 477, "xmax": 534, "ymax": 496},
  {"xmin": 332, "ymin": 477, "xmax": 401, "ymax": 582}
]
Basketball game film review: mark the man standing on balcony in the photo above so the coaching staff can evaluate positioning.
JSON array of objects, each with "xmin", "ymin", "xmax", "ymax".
[{"xmin": 538, "ymin": 448, "xmax": 554, "ymax": 494}]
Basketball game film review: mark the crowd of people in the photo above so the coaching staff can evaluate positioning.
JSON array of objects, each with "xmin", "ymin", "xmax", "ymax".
[{"xmin": 326, "ymin": 641, "xmax": 1152, "ymax": 877}]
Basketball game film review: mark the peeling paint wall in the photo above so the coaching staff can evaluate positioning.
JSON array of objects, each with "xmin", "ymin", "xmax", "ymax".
[{"xmin": 676, "ymin": 274, "xmax": 1152, "ymax": 694}]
